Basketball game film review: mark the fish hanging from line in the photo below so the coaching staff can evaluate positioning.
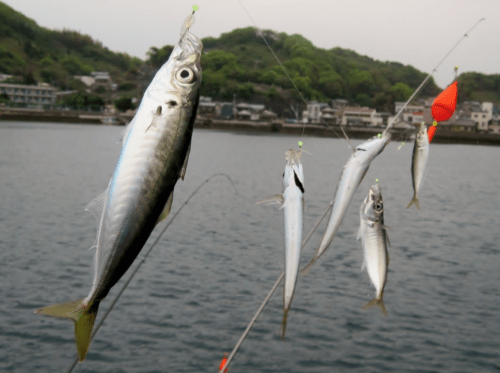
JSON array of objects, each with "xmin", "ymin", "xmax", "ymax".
[
  {"xmin": 302, "ymin": 132, "xmax": 391, "ymax": 273},
  {"xmin": 358, "ymin": 182, "xmax": 390, "ymax": 316},
  {"xmin": 257, "ymin": 148, "xmax": 304, "ymax": 339},
  {"xmin": 407, "ymin": 122, "xmax": 429, "ymax": 210},
  {"xmin": 35, "ymin": 11, "xmax": 203, "ymax": 361}
]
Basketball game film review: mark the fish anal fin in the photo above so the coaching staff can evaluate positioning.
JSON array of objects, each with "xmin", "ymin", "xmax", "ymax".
[
  {"xmin": 256, "ymin": 194, "xmax": 284, "ymax": 206},
  {"xmin": 157, "ymin": 191, "xmax": 174, "ymax": 225},
  {"xmin": 180, "ymin": 145, "xmax": 191, "ymax": 180},
  {"xmin": 362, "ymin": 297, "xmax": 387, "ymax": 316},
  {"xmin": 35, "ymin": 298, "xmax": 100, "ymax": 361}
]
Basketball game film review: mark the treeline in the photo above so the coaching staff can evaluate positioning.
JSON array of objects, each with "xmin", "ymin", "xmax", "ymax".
[
  {"xmin": 148, "ymin": 27, "xmax": 441, "ymax": 112},
  {"xmin": 0, "ymin": 1, "xmax": 142, "ymax": 91},
  {"xmin": 458, "ymin": 72, "xmax": 500, "ymax": 103}
]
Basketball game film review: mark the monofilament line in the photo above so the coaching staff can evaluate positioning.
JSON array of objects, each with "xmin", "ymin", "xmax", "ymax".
[
  {"xmin": 219, "ymin": 201, "xmax": 333, "ymax": 373},
  {"xmin": 382, "ymin": 17, "xmax": 485, "ymax": 136},
  {"xmin": 65, "ymin": 173, "xmax": 236, "ymax": 373},
  {"xmin": 237, "ymin": 0, "xmax": 347, "ymax": 142}
]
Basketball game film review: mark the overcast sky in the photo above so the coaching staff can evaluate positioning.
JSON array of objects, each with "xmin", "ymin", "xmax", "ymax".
[{"xmin": 4, "ymin": 0, "xmax": 497, "ymax": 89}]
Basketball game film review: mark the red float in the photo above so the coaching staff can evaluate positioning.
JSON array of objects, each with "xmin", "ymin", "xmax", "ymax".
[{"xmin": 431, "ymin": 81, "xmax": 458, "ymax": 122}]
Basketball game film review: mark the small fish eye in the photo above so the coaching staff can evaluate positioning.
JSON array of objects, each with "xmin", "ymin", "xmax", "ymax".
[
  {"xmin": 375, "ymin": 203, "xmax": 383, "ymax": 211},
  {"xmin": 176, "ymin": 67, "xmax": 195, "ymax": 84}
]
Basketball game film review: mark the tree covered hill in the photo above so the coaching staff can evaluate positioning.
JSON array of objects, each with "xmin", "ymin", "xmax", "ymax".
[
  {"xmin": 146, "ymin": 27, "xmax": 443, "ymax": 113},
  {"xmin": 2, "ymin": 0, "xmax": 498, "ymax": 112},
  {"xmin": 0, "ymin": 1, "xmax": 142, "ymax": 91}
]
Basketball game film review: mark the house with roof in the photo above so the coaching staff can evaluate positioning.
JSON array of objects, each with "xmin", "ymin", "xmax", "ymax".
[
  {"xmin": 342, "ymin": 107, "xmax": 383, "ymax": 127},
  {"xmin": 470, "ymin": 102, "xmax": 493, "ymax": 131}
]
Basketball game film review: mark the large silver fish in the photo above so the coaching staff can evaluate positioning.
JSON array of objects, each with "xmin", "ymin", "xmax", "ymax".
[
  {"xmin": 303, "ymin": 133, "xmax": 390, "ymax": 272},
  {"xmin": 258, "ymin": 149, "xmax": 304, "ymax": 338},
  {"xmin": 407, "ymin": 122, "xmax": 429, "ymax": 209},
  {"xmin": 358, "ymin": 183, "xmax": 389, "ymax": 315},
  {"xmin": 35, "ymin": 14, "xmax": 202, "ymax": 361}
]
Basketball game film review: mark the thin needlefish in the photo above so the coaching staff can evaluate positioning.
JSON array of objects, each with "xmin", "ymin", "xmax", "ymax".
[
  {"xmin": 35, "ymin": 13, "xmax": 202, "ymax": 361},
  {"xmin": 358, "ymin": 182, "xmax": 389, "ymax": 316},
  {"xmin": 257, "ymin": 149, "xmax": 304, "ymax": 338},
  {"xmin": 407, "ymin": 122, "xmax": 429, "ymax": 210},
  {"xmin": 302, "ymin": 133, "xmax": 390, "ymax": 272}
]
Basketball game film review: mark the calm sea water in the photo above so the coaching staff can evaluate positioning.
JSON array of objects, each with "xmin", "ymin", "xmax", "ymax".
[{"xmin": 1, "ymin": 121, "xmax": 499, "ymax": 373}]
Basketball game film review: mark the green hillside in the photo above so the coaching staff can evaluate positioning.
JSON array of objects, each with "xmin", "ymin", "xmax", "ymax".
[
  {"xmin": 146, "ymin": 27, "xmax": 442, "ymax": 112},
  {"xmin": 0, "ymin": 1, "xmax": 142, "ymax": 91},
  {"xmin": 2, "ymin": 0, "xmax": 498, "ymax": 113},
  {"xmin": 458, "ymin": 72, "xmax": 500, "ymax": 104}
]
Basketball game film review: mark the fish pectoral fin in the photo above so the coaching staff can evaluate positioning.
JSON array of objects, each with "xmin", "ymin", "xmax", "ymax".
[
  {"xmin": 146, "ymin": 105, "xmax": 163, "ymax": 133},
  {"xmin": 256, "ymin": 194, "xmax": 284, "ymax": 206},
  {"xmin": 385, "ymin": 230, "xmax": 391, "ymax": 247},
  {"xmin": 35, "ymin": 298, "xmax": 100, "ymax": 361},
  {"xmin": 85, "ymin": 187, "xmax": 109, "ymax": 220},
  {"xmin": 356, "ymin": 226, "xmax": 363, "ymax": 241},
  {"xmin": 180, "ymin": 144, "xmax": 191, "ymax": 181},
  {"xmin": 157, "ymin": 191, "xmax": 174, "ymax": 225}
]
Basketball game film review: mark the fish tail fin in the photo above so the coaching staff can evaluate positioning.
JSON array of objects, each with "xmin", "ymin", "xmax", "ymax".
[
  {"xmin": 280, "ymin": 309, "xmax": 289, "ymax": 340},
  {"xmin": 406, "ymin": 197, "xmax": 420, "ymax": 210},
  {"xmin": 35, "ymin": 298, "xmax": 100, "ymax": 361},
  {"xmin": 362, "ymin": 297, "xmax": 388, "ymax": 316}
]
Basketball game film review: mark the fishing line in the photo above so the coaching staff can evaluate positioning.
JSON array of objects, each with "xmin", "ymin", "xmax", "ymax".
[
  {"xmin": 65, "ymin": 173, "xmax": 236, "ymax": 373},
  {"xmin": 382, "ymin": 17, "xmax": 485, "ymax": 136},
  {"xmin": 219, "ymin": 201, "xmax": 333, "ymax": 373},
  {"xmin": 236, "ymin": 0, "xmax": 349, "ymax": 147}
]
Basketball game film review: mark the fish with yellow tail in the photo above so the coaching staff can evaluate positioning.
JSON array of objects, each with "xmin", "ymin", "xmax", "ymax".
[
  {"xmin": 35, "ymin": 11, "xmax": 203, "ymax": 361},
  {"xmin": 407, "ymin": 122, "xmax": 429, "ymax": 210},
  {"xmin": 258, "ymin": 148, "xmax": 304, "ymax": 338},
  {"xmin": 302, "ymin": 133, "xmax": 390, "ymax": 273},
  {"xmin": 358, "ymin": 182, "xmax": 390, "ymax": 316}
]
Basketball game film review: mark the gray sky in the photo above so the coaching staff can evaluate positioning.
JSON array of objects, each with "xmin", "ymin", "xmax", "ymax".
[{"xmin": 4, "ymin": 0, "xmax": 498, "ymax": 89}]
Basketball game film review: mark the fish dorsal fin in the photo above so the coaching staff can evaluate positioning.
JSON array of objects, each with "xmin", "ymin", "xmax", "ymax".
[
  {"xmin": 180, "ymin": 144, "xmax": 191, "ymax": 180},
  {"xmin": 84, "ymin": 188, "xmax": 108, "ymax": 220},
  {"xmin": 156, "ymin": 191, "xmax": 174, "ymax": 225}
]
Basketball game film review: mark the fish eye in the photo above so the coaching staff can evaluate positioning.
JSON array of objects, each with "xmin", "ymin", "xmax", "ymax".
[
  {"xmin": 175, "ymin": 67, "xmax": 195, "ymax": 84},
  {"xmin": 375, "ymin": 203, "xmax": 383, "ymax": 211}
]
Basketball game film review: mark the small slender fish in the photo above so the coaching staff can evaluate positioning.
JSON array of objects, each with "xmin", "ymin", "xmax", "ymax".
[
  {"xmin": 407, "ymin": 122, "xmax": 429, "ymax": 209},
  {"xmin": 258, "ymin": 149, "xmax": 304, "ymax": 338},
  {"xmin": 303, "ymin": 133, "xmax": 391, "ymax": 272},
  {"xmin": 358, "ymin": 182, "xmax": 389, "ymax": 316},
  {"xmin": 35, "ymin": 13, "xmax": 202, "ymax": 361}
]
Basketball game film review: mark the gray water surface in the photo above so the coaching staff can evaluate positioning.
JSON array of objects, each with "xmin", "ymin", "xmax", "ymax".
[{"xmin": 1, "ymin": 121, "xmax": 499, "ymax": 372}]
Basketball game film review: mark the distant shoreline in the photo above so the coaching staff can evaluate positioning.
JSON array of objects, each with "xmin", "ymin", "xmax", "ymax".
[{"xmin": 1, "ymin": 109, "xmax": 499, "ymax": 146}]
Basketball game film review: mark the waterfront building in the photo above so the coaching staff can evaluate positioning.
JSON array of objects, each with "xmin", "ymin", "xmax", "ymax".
[
  {"xmin": 0, "ymin": 83, "xmax": 56, "ymax": 106},
  {"xmin": 470, "ymin": 102, "xmax": 493, "ymax": 131},
  {"xmin": 342, "ymin": 107, "xmax": 383, "ymax": 127}
]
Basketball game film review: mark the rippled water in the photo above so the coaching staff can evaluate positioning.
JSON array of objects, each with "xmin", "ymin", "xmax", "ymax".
[{"xmin": 1, "ymin": 121, "xmax": 499, "ymax": 372}]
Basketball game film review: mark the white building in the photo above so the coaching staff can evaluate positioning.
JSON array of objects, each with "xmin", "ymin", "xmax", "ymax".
[
  {"xmin": 471, "ymin": 102, "xmax": 493, "ymax": 131},
  {"xmin": 342, "ymin": 107, "xmax": 383, "ymax": 127},
  {"xmin": 394, "ymin": 102, "xmax": 425, "ymax": 124},
  {"xmin": 307, "ymin": 102, "xmax": 322, "ymax": 124},
  {"xmin": 0, "ymin": 83, "xmax": 56, "ymax": 106}
]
